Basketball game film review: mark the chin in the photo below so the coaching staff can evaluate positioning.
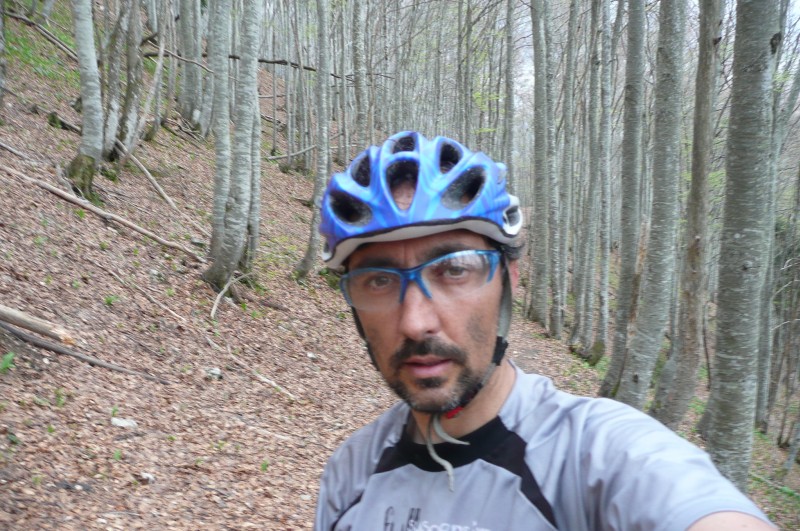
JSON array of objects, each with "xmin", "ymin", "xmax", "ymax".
[{"xmin": 392, "ymin": 379, "xmax": 462, "ymax": 413}]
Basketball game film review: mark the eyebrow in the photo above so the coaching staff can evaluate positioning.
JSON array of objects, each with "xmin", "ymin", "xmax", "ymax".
[{"xmin": 351, "ymin": 242, "xmax": 484, "ymax": 270}]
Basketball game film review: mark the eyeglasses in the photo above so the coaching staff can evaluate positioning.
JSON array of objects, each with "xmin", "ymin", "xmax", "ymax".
[{"xmin": 340, "ymin": 249, "xmax": 502, "ymax": 312}]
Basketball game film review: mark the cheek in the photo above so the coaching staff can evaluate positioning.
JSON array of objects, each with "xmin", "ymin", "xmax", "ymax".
[{"xmin": 467, "ymin": 312, "xmax": 492, "ymax": 346}]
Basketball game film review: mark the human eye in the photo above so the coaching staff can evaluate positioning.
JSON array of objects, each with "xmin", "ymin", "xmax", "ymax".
[
  {"xmin": 430, "ymin": 254, "xmax": 483, "ymax": 282},
  {"xmin": 355, "ymin": 271, "xmax": 399, "ymax": 292}
]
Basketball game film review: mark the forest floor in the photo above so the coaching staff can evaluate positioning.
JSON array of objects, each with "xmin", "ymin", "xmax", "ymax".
[{"xmin": 0, "ymin": 15, "xmax": 799, "ymax": 531}]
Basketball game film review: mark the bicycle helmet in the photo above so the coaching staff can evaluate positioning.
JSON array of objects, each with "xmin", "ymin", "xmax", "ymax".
[{"xmin": 319, "ymin": 131, "xmax": 522, "ymax": 268}]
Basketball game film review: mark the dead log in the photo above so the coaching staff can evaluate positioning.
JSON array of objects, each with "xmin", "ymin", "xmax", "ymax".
[{"xmin": 0, "ymin": 304, "xmax": 75, "ymax": 345}]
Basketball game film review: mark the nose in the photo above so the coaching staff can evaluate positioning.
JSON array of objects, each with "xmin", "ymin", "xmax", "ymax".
[{"xmin": 397, "ymin": 280, "xmax": 441, "ymax": 342}]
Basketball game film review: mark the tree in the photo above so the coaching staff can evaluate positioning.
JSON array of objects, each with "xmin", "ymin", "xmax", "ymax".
[
  {"xmin": 704, "ymin": 0, "xmax": 780, "ymax": 490},
  {"xmin": 295, "ymin": 0, "xmax": 330, "ymax": 280},
  {"xmin": 615, "ymin": 0, "xmax": 687, "ymax": 409},
  {"xmin": 203, "ymin": 0, "xmax": 262, "ymax": 291},
  {"xmin": 67, "ymin": 0, "xmax": 104, "ymax": 198},
  {"xmin": 526, "ymin": 0, "xmax": 550, "ymax": 329},
  {"xmin": 651, "ymin": 0, "xmax": 723, "ymax": 429},
  {"xmin": 600, "ymin": 0, "xmax": 645, "ymax": 398},
  {"xmin": 352, "ymin": 0, "xmax": 367, "ymax": 146},
  {"xmin": 208, "ymin": 0, "xmax": 233, "ymax": 259}
]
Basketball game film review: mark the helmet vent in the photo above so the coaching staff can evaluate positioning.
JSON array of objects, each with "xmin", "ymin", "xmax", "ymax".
[
  {"xmin": 352, "ymin": 154, "xmax": 371, "ymax": 186},
  {"xmin": 505, "ymin": 205, "xmax": 521, "ymax": 228},
  {"xmin": 391, "ymin": 134, "xmax": 416, "ymax": 154},
  {"xmin": 387, "ymin": 160, "xmax": 419, "ymax": 210},
  {"xmin": 330, "ymin": 191, "xmax": 372, "ymax": 225},
  {"xmin": 442, "ymin": 167, "xmax": 485, "ymax": 209},
  {"xmin": 439, "ymin": 142, "xmax": 462, "ymax": 173}
]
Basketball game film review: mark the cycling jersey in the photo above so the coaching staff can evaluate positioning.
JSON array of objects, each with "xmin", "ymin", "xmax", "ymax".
[{"xmin": 315, "ymin": 363, "xmax": 769, "ymax": 531}]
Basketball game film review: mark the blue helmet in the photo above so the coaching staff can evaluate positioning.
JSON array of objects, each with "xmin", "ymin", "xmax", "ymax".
[{"xmin": 319, "ymin": 131, "xmax": 523, "ymax": 267}]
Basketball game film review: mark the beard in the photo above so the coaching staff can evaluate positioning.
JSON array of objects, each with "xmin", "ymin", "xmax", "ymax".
[{"xmin": 384, "ymin": 338, "xmax": 484, "ymax": 413}]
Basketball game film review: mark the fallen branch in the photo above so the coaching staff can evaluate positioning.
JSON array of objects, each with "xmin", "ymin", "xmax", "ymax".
[
  {"xmin": 205, "ymin": 337, "xmax": 297, "ymax": 402},
  {"xmin": 0, "ymin": 166, "xmax": 204, "ymax": 263},
  {"xmin": 0, "ymin": 304, "xmax": 75, "ymax": 345},
  {"xmin": 0, "ymin": 321, "xmax": 170, "ymax": 385},
  {"xmin": 115, "ymin": 139, "xmax": 178, "ymax": 211},
  {"xmin": 89, "ymin": 260, "xmax": 188, "ymax": 324},
  {"xmin": 0, "ymin": 140, "xmax": 30, "ymax": 160},
  {"xmin": 5, "ymin": 11, "xmax": 78, "ymax": 62}
]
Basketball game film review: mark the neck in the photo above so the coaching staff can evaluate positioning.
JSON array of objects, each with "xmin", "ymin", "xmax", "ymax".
[{"xmin": 410, "ymin": 359, "xmax": 516, "ymax": 443}]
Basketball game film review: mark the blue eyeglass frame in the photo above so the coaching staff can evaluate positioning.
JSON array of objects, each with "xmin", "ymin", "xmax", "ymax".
[{"xmin": 340, "ymin": 249, "xmax": 502, "ymax": 308}]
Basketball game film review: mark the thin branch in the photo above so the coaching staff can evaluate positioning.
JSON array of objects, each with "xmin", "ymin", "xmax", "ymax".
[
  {"xmin": 0, "ymin": 321, "xmax": 170, "ymax": 385},
  {"xmin": 210, "ymin": 273, "xmax": 253, "ymax": 320},
  {"xmin": 0, "ymin": 166, "xmax": 204, "ymax": 262},
  {"xmin": 115, "ymin": 139, "xmax": 178, "ymax": 211},
  {"xmin": 4, "ymin": 10, "xmax": 78, "ymax": 62}
]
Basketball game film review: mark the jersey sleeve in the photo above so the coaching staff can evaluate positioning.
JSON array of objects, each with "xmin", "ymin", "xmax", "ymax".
[{"xmin": 576, "ymin": 398, "xmax": 772, "ymax": 531}]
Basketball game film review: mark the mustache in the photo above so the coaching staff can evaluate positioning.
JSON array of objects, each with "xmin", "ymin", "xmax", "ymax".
[{"xmin": 390, "ymin": 338, "xmax": 467, "ymax": 371}]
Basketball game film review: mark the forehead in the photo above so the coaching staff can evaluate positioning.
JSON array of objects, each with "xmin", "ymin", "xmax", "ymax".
[{"xmin": 348, "ymin": 230, "xmax": 493, "ymax": 269}]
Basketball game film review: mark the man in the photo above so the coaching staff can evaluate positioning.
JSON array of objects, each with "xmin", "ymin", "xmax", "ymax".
[{"xmin": 314, "ymin": 131, "xmax": 774, "ymax": 530}]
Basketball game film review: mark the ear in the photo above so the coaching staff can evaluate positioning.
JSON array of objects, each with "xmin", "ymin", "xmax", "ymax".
[{"xmin": 507, "ymin": 260, "xmax": 520, "ymax": 293}]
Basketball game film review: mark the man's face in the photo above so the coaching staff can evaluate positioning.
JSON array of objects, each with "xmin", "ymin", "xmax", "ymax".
[{"xmin": 347, "ymin": 230, "xmax": 514, "ymax": 413}]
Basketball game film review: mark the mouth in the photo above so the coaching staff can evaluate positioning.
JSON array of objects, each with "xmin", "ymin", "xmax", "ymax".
[{"xmin": 402, "ymin": 356, "xmax": 453, "ymax": 379}]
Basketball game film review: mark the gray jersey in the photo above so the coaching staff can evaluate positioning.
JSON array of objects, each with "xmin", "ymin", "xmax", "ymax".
[{"xmin": 315, "ymin": 364, "xmax": 769, "ymax": 531}]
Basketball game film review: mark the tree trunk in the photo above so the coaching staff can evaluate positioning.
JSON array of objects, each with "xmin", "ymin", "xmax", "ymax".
[
  {"xmin": 600, "ymin": 0, "xmax": 645, "ymax": 398},
  {"xmin": 208, "ymin": 0, "xmax": 232, "ymax": 259},
  {"xmin": 526, "ymin": 0, "xmax": 550, "ymax": 329},
  {"xmin": 119, "ymin": 0, "xmax": 143, "ymax": 152},
  {"xmin": 178, "ymin": 0, "xmax": 202, "ymax": 127},
  {"xmin": 615, "ymin": 0, "xmax": 686, "ymax": 410},
  {"xmin": 352, "ymin": 0, "xmax": 367, "ymax": 146},
  {"xmin": 591, "ymin": 0, "xmax": 612, "ymax": 364},
  {"xmin": 651, "ymin": 0, "xmax": 722, "ymax": 429},
  {"xmin": 705, "ymin": 0, "xmax": 779, "ymax": 491},
  {"xmin": 295, "ymin": 0, "xmax": 330, "ymax": 280},
  {"xmin": 68, "ymin": 0, "xmax": 104, "ymax": 197},
  {"xmin": 203, "ymin": 0, "xmax": 261, "ymax": 291}
]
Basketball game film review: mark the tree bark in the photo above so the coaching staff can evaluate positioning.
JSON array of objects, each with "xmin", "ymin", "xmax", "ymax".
[
  {"xmin": 651, "ymin": 0, "xmax": 722, "ymax": 429},
  {"xmin": 705, "ymin": 0, "xmax": 780, "ymax": 490},
  {"xmin": 295, "ymin": 0, "xmax": 330, "ymax": 280},
  {"xmin": 68, "ymin": 0, "xmax": 104, "ymax": 197},
  {"xmin": 203, "ymin": 0, "xmax": 261, "ymax": 291},
  {"xmin": 600, "ymin": 0, "xmax": 646, "ymax": 398},
  {"xmin": 615, "ymin": 0, "xmax": 686, "ymax": 409}
]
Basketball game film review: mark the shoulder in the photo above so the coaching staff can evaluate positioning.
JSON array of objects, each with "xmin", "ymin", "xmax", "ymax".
[
  {"xmin": 315, "ymin": 401, "xmax": 408, "ymax": 529},
  {"xmin": 501, "ymin": 367, "xmax": 772, "ymax": 530}
]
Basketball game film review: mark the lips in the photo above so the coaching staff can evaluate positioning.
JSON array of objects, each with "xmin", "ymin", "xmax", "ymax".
[{"xmin": 403, "ymin": 356, "xmax": 453, "ymax": 379}]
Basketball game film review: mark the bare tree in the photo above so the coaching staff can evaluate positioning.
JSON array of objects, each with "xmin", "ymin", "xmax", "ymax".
[
  {"xmin": 295, "ymin": 0, "xmax": 330, "ymax": 280},
  {"xmin": 527, "ymin": 0, "xmax": 550, "ymax": 329},
  {"xmin": 208, "ymin": 0, "xmax": 233, "ymax": 259},
  {"xmin": 203, "ymin": 0, "xmax": 262, "ymax": 291},
  {"xmin": 615, "ymin": 0, "xmax": 687, "ymax": 409},
  {"xmin": 601, "ymin": 0, "xmax": 646, "ymax": 398},
  {"xmin": 651, "ymin": 0, "xmax": 723, "ymax": 429},
  {"xmin": 67, "ymin": 0, "xmax": 104, "ymax": 197},
  {"xmin": 705, "ymin": 0, "xmax": 780, "ymax": 490}
]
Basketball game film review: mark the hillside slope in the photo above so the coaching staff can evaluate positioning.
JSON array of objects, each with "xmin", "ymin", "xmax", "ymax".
[{"xmin": 0, "ymin": 16, "xmax": 797, "ymax": 530}]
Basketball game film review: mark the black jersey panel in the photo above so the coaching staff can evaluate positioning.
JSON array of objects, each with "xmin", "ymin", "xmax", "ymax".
[{"xmin": 373, "ymin": 416, "xmax": 557, "ymax": 529}]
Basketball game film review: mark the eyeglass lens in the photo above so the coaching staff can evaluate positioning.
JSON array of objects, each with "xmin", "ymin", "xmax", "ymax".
[{"xmin": 342, "ymin": 250, "xmax": 499, "ymax": 312}]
